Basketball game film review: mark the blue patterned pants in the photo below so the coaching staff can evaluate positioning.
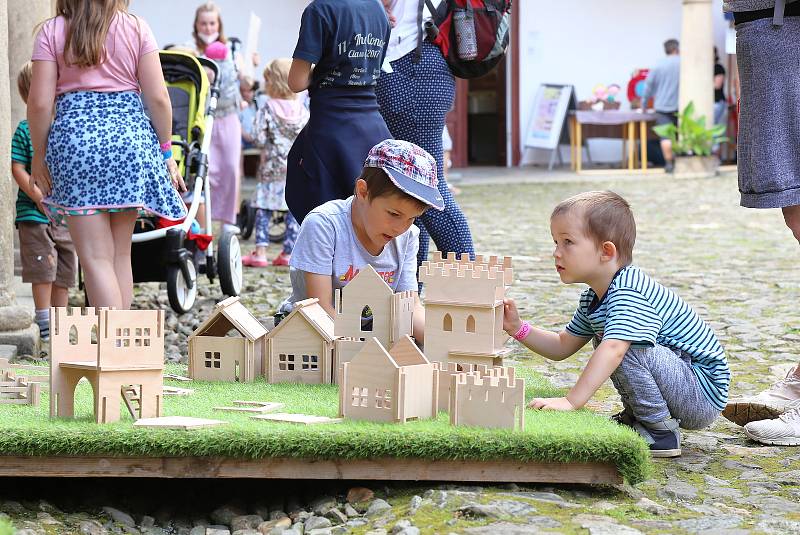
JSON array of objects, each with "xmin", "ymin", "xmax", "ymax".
[
  {"xmin": 255, "ymin": 209, "xmax": 299, "ymax": 255},
  {"xmin": 376, "ymin": 42, "xmax": 475, "ymax": 268}
]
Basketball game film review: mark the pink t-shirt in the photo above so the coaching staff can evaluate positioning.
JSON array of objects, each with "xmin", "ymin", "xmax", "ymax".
[{"xmin": 32, "ymin": 12, "xmax": 159, "ymax": 95}]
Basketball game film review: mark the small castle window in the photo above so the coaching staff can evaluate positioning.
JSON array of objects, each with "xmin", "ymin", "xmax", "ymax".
[
  {"xmin": 278, "ymin": 353, "xmax": 296, "ymax": 371},
  {"xmin": 69, "ymin": 325, "xmax": 79, "ymax": 345},
  {"xmin": 90, "ymin": 325, "xmax": 98, "ymax": 345},
  {"xmin": 360, "ymin": 305, "xmax": 373, "ymax": 332},
  {"xmin": 443, "ymin": 313, "xmax": 452, "ymax": 332},
  {"xmin": 466, "ymin": 315, "xmax": 476, "ymax": 333},
  {"xmin": 204, "ymin": 351, "xmax": 221, "ymax": 369}
]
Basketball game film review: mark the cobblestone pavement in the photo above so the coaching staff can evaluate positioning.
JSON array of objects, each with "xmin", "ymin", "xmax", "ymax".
[{"xmin": 3, "ymin": 169, "xmax": 800, "ymax": 534}]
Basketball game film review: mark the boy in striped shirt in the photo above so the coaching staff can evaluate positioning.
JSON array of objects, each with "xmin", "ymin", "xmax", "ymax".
[
  {"xmin": 503, "ymin": 191, "xmax": 729, "ymax": 457},
  {"xmin": 11, "ymin": 62, "xmax": 76, "ymax": 341}
]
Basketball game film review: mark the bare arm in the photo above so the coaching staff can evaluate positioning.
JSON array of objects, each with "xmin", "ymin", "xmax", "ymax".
[
  {"xmin": 304, "ymin": 272, "xmax": 335, "ymax": 317},
  {"xmin": 288, "ymin": 59, "xmax": 313, "ymax": 93},
  {"xmin": 27, "ymin": 60, "xmax": 57, "ymax": 195},
  {"xmin": 565, "ymin": 338, "xmax": 629, "ymax": 408},
  {"xmin": 503, "ymin": 298, "xmax": 588, "ymax": 361},
  {"xmin": 12, "ymin": 162, "xmax": 45, "ymax": 213},
  {"xmin": 138, "ymin": 51, "xmax": 173, "ymax": 146},
  {"xmin": 714, "ymin": 73, "xmax": 725, "ymax": 91},
  {"xmin": 138, "ymin": 51, "xmax": 186, "ymax": 192},
  {"xmin": 412, "ymin": 293, "xmax": 424, "ymax": 344}
]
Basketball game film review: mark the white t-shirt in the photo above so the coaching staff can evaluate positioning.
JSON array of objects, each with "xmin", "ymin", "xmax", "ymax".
[
  {"xmin": 384, "ymin": 0, "xmax": 437, "ymax": 63},
  {"xmin": 281, "ymin": 197, "xmax": 420, "ymax": 312}
]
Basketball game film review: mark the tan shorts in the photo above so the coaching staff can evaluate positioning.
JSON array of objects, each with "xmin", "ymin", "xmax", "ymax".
[{"xmin": 18, "ymin": 222, "xmax": 77, "ymax": 287}]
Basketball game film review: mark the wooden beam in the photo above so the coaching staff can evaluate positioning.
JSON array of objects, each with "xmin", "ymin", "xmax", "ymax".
[{"xmin": 0, "ymin": 456, "xmax": 621, "ymax": 484}]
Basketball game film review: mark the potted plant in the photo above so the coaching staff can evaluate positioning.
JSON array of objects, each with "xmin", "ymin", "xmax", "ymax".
[{"xmin": 653, "ymin": 101, "xmax": 727, "ymax": 178}]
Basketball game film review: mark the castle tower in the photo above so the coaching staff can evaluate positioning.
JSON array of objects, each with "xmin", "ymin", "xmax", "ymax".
[{"xmin": 419, "ymin": 252, "xmax": 512, "ymax": 367}]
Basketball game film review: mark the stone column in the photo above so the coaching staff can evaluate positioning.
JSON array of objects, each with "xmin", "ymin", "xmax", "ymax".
[
  {"xmin": 679, "ymin": 0, "xmax": 715, "ymax": 123},
  {"xmin": 0, "ymin": 0, "xmax": 38, "ymax": 355},
  {"xmin": 8, "ymin": 0, "xmax": 51, "ymax": 127}
]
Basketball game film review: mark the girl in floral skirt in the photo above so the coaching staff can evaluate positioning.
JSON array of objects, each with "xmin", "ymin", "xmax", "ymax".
[{"xmin": 29, "ymin": 0, "xmax": 186, "ymax": 308}]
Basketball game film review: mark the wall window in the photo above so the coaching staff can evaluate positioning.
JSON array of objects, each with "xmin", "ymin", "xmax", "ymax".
[
  {"xmin": 360, "ymin": 305, "xmax": 373, "ymax": 332},
  {"xmin": 302, "ymin": 354, "xmax": 319, "ymax": 371},
  {"xmin": 352, "ymin": 386, "xmax": 369, "ymax": 407},
  {"xmin": 443, "ymin": 313, "xmax": 452, "ymax": 332},
  {"xmin": 375, "ymin": 388, "xmax": 392, "ymax": 409},
  {"xmin": 204, "ymin": 351, "xmax": 221, "ymax": 369},
  {"xmin": 466, "ymin": 315, "xmax": 476, "ymax": 333},
  {"xmin": 278, "ymin": 353, "xmax": 296, "ymax": 371}
]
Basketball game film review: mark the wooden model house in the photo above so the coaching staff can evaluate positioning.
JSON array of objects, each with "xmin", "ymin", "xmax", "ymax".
[
  {"xmin": 265, "ymin": 298, "xmax": 336, "ymax": 384},
  {"xmin": 188, "ymin": 296, "xmax": 268, "ymax": 382},
  {"xmin": 333, "ymin": 265, "xmax": 415, "ymax": 372},
  {"xmin": 339, "ymin": 335, "xmax": 438, "ymax": 423},
  {"xmin": 450, "ymin": 367, "xmax": 525, "ymax": 430},
  {"xmin": 49, "ymin": 307, "xmax": 164, "ymax": 424},
  {"xmin": 420, "ymin": 252, "xmax": 513, "ymax": 367}
]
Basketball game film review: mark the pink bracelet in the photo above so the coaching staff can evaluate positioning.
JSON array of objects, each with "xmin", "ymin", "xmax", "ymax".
[
  {"xmin": 512, "ymin": 321, "xmax": 531, "ymax": 341},
  {"xmin": 159, "ymin": 141, "xmax": 172, "ymax": 153}
]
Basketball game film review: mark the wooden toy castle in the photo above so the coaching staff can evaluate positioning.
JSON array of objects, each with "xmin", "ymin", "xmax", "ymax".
[
  {"xmin": 420, "ymin": 252, "xmax": 513, "ymax": 367},
  {"xmin": 333, "ymin": 265, "xmax": 415, "ymax": 370},
  {"xmin": 50, "ymin": 307, "xmax": 165, "ymax": 424}
]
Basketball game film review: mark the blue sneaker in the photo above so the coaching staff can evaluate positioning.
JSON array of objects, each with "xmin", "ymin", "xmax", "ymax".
[{"xmin": 633, "ymin": 418, "xmax": 682, "ymax": 458}]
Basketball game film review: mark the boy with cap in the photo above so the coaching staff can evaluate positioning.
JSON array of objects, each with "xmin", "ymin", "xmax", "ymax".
[{"xmin": 278, "ymin": 139, "xmax": 444, "ymax": 342}]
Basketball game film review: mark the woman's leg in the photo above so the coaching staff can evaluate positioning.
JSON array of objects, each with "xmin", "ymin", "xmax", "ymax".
[
  {"xmin": 283, "ymin": 211, "xmax": 300, "ymax": 255},
  {"xmin": 66, "ymin": 213, "xmax": 122, "ymax": 308},
  {"xmin": 109, "ymin": 210, "xmax": 138, "ymax": 308},
  {"xmin": 254, "ymin": 208, "xmax": 270, "ymax": 257},
  {"xmin": 376, "ymin": 43, "xmax": 474, "ymax": 266}
]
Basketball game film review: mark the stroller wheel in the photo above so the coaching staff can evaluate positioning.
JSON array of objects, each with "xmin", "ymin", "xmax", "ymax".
[
  {"xmin": 167, "ymin": 260, "xmax": 198, "ymax": 314},
  {"xmin": 218, "ymin": 231, "xmax": 243, "ymax": 297},
  {"xmin": 237, "ymin": 200, "xmax": 256, "ymax": 240},
  {"xmin": 269, "ymin": 211, "xmax": 288, "ymax": 243}
]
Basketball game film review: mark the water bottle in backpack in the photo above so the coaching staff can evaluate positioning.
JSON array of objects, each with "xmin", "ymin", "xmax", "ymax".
[{"xmin": 452, "ymin": 9, "xmax": 478, "ymax": 61}]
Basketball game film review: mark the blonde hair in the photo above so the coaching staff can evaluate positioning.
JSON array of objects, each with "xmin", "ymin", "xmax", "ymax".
[
  {"xmin": 55, "ymin": 0, "xmax": 130, "ymax": 68},
  {"xmin": 551, "ymin": 191, "xmax": 636, "ymax": 265},
  {"xmin": 17, "ymin": 62, "xmax": 33, "ymax": 103},
  {"xmin": 192, "ymin": 2, "xmax": 227, "ymax": 54},
  {"xmin": 263, "ymin": 58, "xmax": 295, "ymax": 100}
]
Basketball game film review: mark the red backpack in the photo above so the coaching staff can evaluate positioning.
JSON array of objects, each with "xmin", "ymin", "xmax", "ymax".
[{"xmin": 422, "ymin": 0, "xmax": 512, "ymax": 79}]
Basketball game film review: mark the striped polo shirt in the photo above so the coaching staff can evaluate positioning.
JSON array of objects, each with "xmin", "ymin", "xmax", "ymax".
[
  {"xmin": 566, "ymin": 265, "xmax": 730, "ymax": 411},
  {"xmin": 11, "ymin": 120, "xmax": 49, "ymax": 225}
]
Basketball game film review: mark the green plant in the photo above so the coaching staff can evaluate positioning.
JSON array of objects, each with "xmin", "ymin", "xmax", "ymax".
[
  {"xmin": 0, "ymin": 517, "xmax": 15, "ymax": 535},
  {"xmin": 653, "ymin": 101, "xmax": 727, "ymax": 156}
]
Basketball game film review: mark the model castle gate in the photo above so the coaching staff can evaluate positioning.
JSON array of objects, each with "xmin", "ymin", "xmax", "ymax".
[
  {"xmin": 334, "ymin": 264, "xmax": 415, "ymax": 373},
  {"xmin": 50, "ymin": 307, "xmax": 164, "ymax": 424},
  {"xmin": 450, "ymin": 368, "xmax": 525, "ymax": 430},
  {"xmin": 420, "ymin": 252, "xmax": 512, "ymax": 367},
  {"xmin": 188, "ymin": 296, "xmax": 268, "ymax": 382}
]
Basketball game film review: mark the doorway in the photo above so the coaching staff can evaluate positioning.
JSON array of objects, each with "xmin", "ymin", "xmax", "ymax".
[{"xmin": 447, "ymin": 57, "xmax": 508, "ymax": 167}]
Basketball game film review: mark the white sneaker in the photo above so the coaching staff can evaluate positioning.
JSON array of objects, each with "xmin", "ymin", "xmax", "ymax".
[
  {"xmin": 722, "ymin": 366, "xmax": 800, "ymax": 426},
  {"xmin": 743, "ymin": 402, "xmax": 800, "ymax": 446}
]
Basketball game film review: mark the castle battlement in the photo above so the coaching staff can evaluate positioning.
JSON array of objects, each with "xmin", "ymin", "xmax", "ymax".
[
  {"xmin": 420, "ymin": 252, "xmax": 513, "ymax": 288},
  {"xmin": 454, "ymin": 371, "xmax": 521, "ymax": 391}
]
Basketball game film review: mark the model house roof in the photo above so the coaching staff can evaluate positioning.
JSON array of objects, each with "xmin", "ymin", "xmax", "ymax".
[
  {"xmin": 190, "ymin": 296, "xmax": 268, "ymax": 341},
  {"xmin": 350, "ymin": 335, "xmax": 429, "ymax": 369},
  {"xmin": 266, "ymin": 298, "xmax": 336, "ymax": 343},
  {"xmin": 341, "ymin": 264, "xmax": 393, "ymax": 299}
]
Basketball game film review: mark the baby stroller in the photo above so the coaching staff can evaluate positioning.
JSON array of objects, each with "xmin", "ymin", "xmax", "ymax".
[{"xmin": 130, "ymin": 50, "xmax": 243, "ymax": 313}]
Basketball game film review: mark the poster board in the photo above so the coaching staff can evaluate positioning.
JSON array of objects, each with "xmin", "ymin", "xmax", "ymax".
[{"xmin": 524, "ymin": 84, "xmax": 575, "ymax": 150}]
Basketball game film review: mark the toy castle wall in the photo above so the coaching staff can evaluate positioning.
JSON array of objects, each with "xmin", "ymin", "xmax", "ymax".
[
  {"xmin": 450, "ymin": 372, "xmax": 525, "ymax": 430},
  {"xmin": 97, "ymin": 309, "xmax": 164, "ymax": 368},
  {"xmin": 50, "ymin": 307, "xmax": 103, "ymax": 363}
]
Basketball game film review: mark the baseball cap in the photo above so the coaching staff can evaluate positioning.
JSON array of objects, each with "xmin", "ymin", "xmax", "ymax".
[{"xmin": 363, "ymin": 139, "xmax": 444, "ymax": 211}]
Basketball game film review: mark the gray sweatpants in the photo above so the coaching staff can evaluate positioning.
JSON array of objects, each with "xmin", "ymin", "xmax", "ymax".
[{"xmin": 609, "ymin": 343, "xmax": 720, "ymax": 430}]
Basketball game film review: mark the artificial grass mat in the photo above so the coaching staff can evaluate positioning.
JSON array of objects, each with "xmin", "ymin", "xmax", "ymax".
[{"xmin": 0, "ymin": 364, "xmax": 651, "ymax": 484}]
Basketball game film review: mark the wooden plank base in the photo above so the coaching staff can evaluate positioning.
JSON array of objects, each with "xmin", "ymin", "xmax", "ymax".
[{"xmin": 0, "ymin": 456, "xmax": 621, "ymax": 485}]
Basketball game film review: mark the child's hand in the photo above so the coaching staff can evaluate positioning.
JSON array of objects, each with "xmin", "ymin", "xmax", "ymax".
[
  {"xmin": 28, "ymin": 184, "xmax": 47, "ymax": 214},
  {"xmin": 166, "ymin": 158, "xmax": 187, "ymax": 193},
  {"xmin": 528, "ymin": 397, "xmax": 575, "ymax": 411},
  {"xmin": 503, "ymin": 297, "xmax": 522, "ymax": 335},
  {"xmin": 30, "ymin": 153, "xmax": 52, "ymax": 196}
]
